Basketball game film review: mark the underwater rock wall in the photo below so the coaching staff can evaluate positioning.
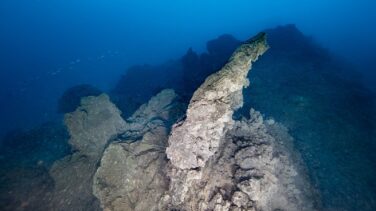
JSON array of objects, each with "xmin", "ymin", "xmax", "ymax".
[{"xmin": 57, "ymin": 84, "xmax": 102, "ymax": 114}]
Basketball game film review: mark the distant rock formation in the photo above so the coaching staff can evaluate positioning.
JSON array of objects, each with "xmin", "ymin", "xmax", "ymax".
[
  {"xmin": 48, "ymin": 94, "xmax": 126, "ymax": 211},
  {"xmin": 111, "ymin": 63, "xmax": 184, "ymax": 118},
  {"xmin": 92, "ymin": 89, "xmax": 186, "ymax": 211},
  {"xmin": 86, "ymin": 32, "xmax": 317, "ymax": 211},
  {"xmin": 57, "ymin": 84, "xmax": 102, "ymax": 113},
  {"xmin": 111, "ymin": 34, "xmax": 241, "ymax": 118},
  {"xmin": 181, "ymin": 34, "xmax": 241, "ymax": 95}
]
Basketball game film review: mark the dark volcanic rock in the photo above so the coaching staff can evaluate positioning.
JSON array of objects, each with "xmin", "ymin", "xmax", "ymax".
[
  {"xmin": 57, "ymin": 84, "xmax": 102, "ymax": 113},
  {"xmin": 181, "ymin": 34, "xmax": 241, "ymax": 95},
  {"xmin": 111, "ymin": 63, "xmax": 183, "ymax": 118},
  {"xmin": 111, "ymin": 34, "xmax": 241, "ymax": 118}
]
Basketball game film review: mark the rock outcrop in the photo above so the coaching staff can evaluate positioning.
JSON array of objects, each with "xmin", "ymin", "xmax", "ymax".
[
  {"xmin": 47, "ymin": 32, "xmax": 317, "ymax": 211},
  {"xmin": 92, "ymin": 89, "xmax": 185, "ymax": 211},
  {"xmin": 166, "ymin": 32, "xmax": 269, "ymax": 170},
  {"xmin": 48, "ymin": 94, "xmax": 126, "ymax": 210},
  {"xmin": 161, "ymin": 109, "xmax": 316, "ymax": 210},
  {"xmin": 161, "ymin": 33, "xmax": 317, "ymax": 210}
]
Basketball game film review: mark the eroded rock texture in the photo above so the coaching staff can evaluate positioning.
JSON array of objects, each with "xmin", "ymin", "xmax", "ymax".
[
  {"xmin": 48, "ymin": 94, "xmax": 126, "ymax": 211},
  {"xmin": 161, "ymin": 33, "xmax": 317, "ymax": 210},
  {"xmin": 161, "ymin": 110, "xmax": 316, "ymax": 211},
  {"xmin": 92, "ymin": 89, "xmax": 185, "ymax": 211},
  {"xmin": 166, "ymin": 32, "xmax": 269, "ymax": 170},
  {"xmin": 48, "ymin": 32, "xmax": 316, "ymax": 211}
]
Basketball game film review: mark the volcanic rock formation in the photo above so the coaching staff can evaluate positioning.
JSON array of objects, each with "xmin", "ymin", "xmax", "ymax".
[
  {"xmin": 49, "ymin": 32, "xmax": 317, "ymax": 211},
  {"xmin": 161, "ymin": 32, "xmax": 316, "ymax": 210},
  {"xmin": 166, "ymin": 32, "xmax": 269, "ymax": 169},
  {"xmin": 92, "ymin": 89, "xmax": 185, "ymax": 211},
  {"xmin": 48, "ymin": 94, "xmax": 127, "ymax": 211}
]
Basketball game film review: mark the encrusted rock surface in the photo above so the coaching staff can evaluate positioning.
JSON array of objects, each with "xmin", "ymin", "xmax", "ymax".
[
  {"xmin": 48, "ymin": 94, "xmax": 127, "ymax": 210},
  {"xmin": 161, "ymin": 33, "xmax": 317, "ymax": 210},
  {"xmin": 92, "ymin": 89, "xmax": 185, "ymax": 211},
  {"xmin": 166, "ymin": 32, "xmax": 269, "ymax": 170},
  {"xmin": 160, "ymin": 109, "xmax": 317, "ymax": 211}
]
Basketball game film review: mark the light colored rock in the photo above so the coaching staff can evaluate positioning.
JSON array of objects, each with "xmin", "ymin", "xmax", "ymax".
[
  {"xmin": 50, "ymin": 33, "xmax": 318, "ymax": 211},
  {"xmin": 231, "ymin": 110, "xmax": 316, "ymax": 211},
  {"xmin": 166, "ymin": 33, "xmax": 269, "ymax": 170},
  {"xmin": 161, "ymin": 108, "xmax": 317, "ymax": 211},
  {"xmin": 64, "ymin": 94, "xmax": 127, "ymax": 158},
  {"xmin": 92, "ymin": 89, "xmax": 185, "ymax": 211},
  {"xmin": 160, "ymin": 33, "xmax": 317, "ymax": 211},
  {"xmin": 48, "ymin": 94, "xmax": 126, "ymax": 211},
  {"xmin": 92, "ymin": 136, "xmax": 167, "ymax": 211}
]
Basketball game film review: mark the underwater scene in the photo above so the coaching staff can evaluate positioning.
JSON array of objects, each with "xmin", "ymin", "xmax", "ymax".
[{"xmin": 0, "ymin": 1, "xmax": 376, "ymax": 211}]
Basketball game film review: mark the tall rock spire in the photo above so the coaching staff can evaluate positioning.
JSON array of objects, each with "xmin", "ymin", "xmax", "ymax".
[{"xmin": 166, "ymin": 33, "xmax": 269, "ymax": 169}]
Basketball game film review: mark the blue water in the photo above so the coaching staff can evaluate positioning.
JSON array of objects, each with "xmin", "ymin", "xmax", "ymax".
[{"xmin": 0, "ymin": 1, "xmax": 376, "ymax": 210}]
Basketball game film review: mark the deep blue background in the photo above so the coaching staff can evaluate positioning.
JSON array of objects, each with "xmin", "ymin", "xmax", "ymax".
[{"xmin": 0, "ymin": 0, "xmax": 375, "ymax": 136}]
